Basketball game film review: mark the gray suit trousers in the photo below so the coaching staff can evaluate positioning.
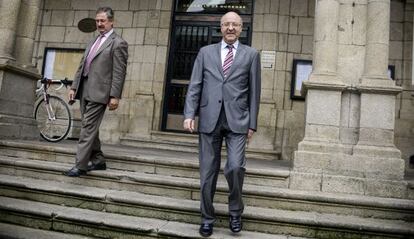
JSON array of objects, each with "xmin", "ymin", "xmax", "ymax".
[
  {"xmin": 75, "ymin": 78, "xmax": 106, "ymax": 171},
  {"xmin": 199, "ymin": 107, "xmax": 247, "ymax": 224}
]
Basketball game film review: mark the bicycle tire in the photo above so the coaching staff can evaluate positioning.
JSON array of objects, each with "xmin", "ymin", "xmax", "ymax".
[{"xmin": 34, "ymin": 95, "xmax": 72, "ymax": 142}]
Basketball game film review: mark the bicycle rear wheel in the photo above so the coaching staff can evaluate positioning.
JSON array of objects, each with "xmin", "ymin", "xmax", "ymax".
[{"xmin": 34, "ymin": 95, "xmax": 72, "ymax": 142}]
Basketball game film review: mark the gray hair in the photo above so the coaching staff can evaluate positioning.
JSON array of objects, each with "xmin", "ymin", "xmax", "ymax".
[{"xmin": 96, "ymin": 7, "xmax": 114, "ymax": 21}]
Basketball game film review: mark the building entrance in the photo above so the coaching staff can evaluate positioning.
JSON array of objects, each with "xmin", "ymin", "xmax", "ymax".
[{"xmin": 162, "ymin": 0, "xmax": 253, "ymax": 132}]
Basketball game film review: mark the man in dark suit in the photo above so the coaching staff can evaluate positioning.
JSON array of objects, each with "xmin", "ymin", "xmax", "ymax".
[
  {"xmin": 183, "ymin": 11, "xmax": 261, "ymax": 237},
  {"xmin": 65, "ymin": 7, "xmax": 128, "ymax": 177}
]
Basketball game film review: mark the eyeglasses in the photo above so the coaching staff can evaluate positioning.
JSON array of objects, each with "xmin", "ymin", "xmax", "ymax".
[{"xmin": 221, "ymin": 22, "xmax": 242, "ymax": 28}]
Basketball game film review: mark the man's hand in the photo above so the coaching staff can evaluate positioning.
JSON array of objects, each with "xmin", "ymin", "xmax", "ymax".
[
  {"xmin": 183, "ymin": 118, "xmax": 195, "ymax": 133},
  {"xmin": 108, "ymin": 97, "xmax": 119, "ymax": 111},
  {"xmin": 247, "ymin": 129, "xmax": 255, "ymax": 144},
  {"xmin": 68, "ymin": 89, "xmax": 76, "ymax": 102}
]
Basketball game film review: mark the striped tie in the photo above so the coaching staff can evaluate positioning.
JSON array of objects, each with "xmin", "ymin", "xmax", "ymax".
[
  {"xmin": 222, "ymin": 45, "xmax": 233, "ymax": 78},
  {"xmin": 83, "ymin": 34, "xmax": 104, "ymax": 76}
]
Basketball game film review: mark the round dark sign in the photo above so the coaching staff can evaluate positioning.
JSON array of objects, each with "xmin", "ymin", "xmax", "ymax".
[{"xmin": 78, "ymin": 18, "xmax": 96, "ymax": 33}]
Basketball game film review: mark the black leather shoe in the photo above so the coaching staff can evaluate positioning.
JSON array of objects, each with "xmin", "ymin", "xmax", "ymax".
[
  {"xmin": 64, "ymin": 167, "xmax": 87, "ymax": 177},
  {"xmin": 229, "ymin": 216, "xmax": 242, "ymax": 233},
  {"xmin": 87, "ymin": 162, "xmax": 107, "ymax": 171},
  {"xmin": 199, "ymin": 223, "xmax": 213, "ymax": 237}
]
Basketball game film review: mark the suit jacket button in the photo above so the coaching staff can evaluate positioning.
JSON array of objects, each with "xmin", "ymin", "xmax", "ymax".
[{"xmin": 218, "ymin": 100, "xmax": 222, "ymax": 103}]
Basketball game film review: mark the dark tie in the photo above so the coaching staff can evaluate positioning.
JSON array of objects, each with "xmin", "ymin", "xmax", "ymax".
[
  {"xmin": 222, "ymin": 45, "xmax": 233, "ymax": 77},
  {"xmin": 83, "ymin": 34, "xmax": 104, "ymax": 76}
]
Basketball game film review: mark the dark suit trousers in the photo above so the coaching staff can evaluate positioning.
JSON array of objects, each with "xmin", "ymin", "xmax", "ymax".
[
  {"xmin": 199, "ymin": 107, "xmax": 247, "ymax": 224},
  {"xmin": 75, "ymin": 77, "xmax": 106, "ymax": 171}
]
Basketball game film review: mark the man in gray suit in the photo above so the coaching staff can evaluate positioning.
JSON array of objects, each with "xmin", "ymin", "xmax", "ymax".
[
  {"xmin": 65, "ymin": 7, "xmax": 128, "ymax": 177},
  {"xmin": 183, "ymin": 11, "xmax": 261, "ymax": 237}
]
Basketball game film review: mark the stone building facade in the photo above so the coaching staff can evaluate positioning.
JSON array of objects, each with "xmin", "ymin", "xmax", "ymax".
[{"xmin": 0, "ymin": 0, "xmax": 413, "ymax": 197}]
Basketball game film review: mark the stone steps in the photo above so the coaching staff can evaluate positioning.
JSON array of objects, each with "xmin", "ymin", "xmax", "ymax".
[
  {"xmin": 0, "ymin": 140, "xmax": 290, "ymax": 188},
  {"xmin": 0, "ymin": 139, "xmax": 414, "ymax": 238},
  {"xmin": 0, "ymin": 222, "xmax": 97, "ymax": 239},
  {"xmin": 0, "ymin": 175, "xmax": 413, "ymax": 238},
  {"xmin": 0, "ymin": 155, "xmax": 413, "ymax": 223},
  {"xmin": 121, "ymin": 131, "xmax": 281, "ymax": 160},
  {"xmin": 0, "ymin": 196, "xmax": 296, "ymax": 239}
]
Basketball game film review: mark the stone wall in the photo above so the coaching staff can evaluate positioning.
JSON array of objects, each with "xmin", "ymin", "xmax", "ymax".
[
  {"xmin": 32, "ymin": 0, "xmax": 413, "ymax": 164},
  {"xmin": 33, "ymin": 0, "xmax": 172, "ymax": 143},
  {"xmin": 391, "ymin": 0, "xmax": 414, "ymax": 169},
  {"xmin": 250, "ymin": 0, "xmax": 314, "ymax": 159}
]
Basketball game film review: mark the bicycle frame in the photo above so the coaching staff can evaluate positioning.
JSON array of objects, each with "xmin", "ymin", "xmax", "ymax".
[{"xmin": 36, "ymin": 81, "xmax": 57, "ymax": 122}]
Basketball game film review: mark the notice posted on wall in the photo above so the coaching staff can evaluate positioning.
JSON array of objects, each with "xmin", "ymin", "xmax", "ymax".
[{"xmin": 261, "ymin": 50, "xmax": 276, "ymax": 69}]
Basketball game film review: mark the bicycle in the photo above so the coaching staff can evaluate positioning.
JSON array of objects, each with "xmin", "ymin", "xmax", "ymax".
[{"xmin": 34, "ymin": 77, "xmax": 73, "ymax": 142}]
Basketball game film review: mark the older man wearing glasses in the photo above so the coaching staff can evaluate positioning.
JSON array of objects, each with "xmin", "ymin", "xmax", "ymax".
[{"xmin": 183, "ymin": 11, "xmax": 261, "ymax": 237}]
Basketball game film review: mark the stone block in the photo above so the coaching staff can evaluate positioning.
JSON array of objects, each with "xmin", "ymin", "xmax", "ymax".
[
  {"xmin": 403, "ymin": 41, "xmax": 412, "ymax": 60},
  {"xmin": 308, "ymin": 0, "xmax": 315, "ymax": 17},
  {"xmin": 404, "ymin": 22, "xmax": 413, "ymax": 41},
  {"xmin": 363, "ymin": 156, "xmax": 405, "ymax": 180},
  {"xmin": 289, "ymin": 171, "xmax": 322, "ymax": 191},
  {"xmin": 122, "ymin": 28, "xmax": 137, "ymax": 44},
  {"xmin": 142, "ymin": 45, "xmax": 157, "ymax": 63},
  {"xmin": 248, "ymin": 125, "xmax": 275, "ymax": 150},
  {"xmin": 298, "ymin": 17, "xmax": 313, "ymax": 35},
  {"xmin": 159, "ymin": 11, "xmax": 171, "ymax": 29},
  {"xmin": 338, "ymin": 3, "xmax": 352, "ymax": 44},
  {"xmin": 287, "ymin": 34, "xmax": 301, "ymax": 53},
  {"xmin": 353, "ymin": 144, "xmax": 402, "ymax": 159},
  {"xmin": 278, "ymin": 15, "xmax": 289, "ymax": 34},
  {"xmin": 139, "ymin": 63, "xmax": 155, "ymax": 85},
  {"xmin": 147, "ymin": 10, "xmax": 161, "ymax": 27},
  {"xmin": 64, "ymin": 27, "xmax": 92, "ymax": 43},
  {"xmin": 279, "ymin": 0, "xmax": 290, "ymax": 15},
  {"xmin": 70, "ymin": 0, "xmax": 96, "ymax": 10},
  {"xmin": 44, "ymin": 0, "xmax": 71, "ymax": 10},
  {"xmin": 365, "ymin": 179, "xmax": 407, "ymax": 199},
  {"xmin": 338, "ymin": 45, "xmax": 365, "ymax": 85},
  {"xmin": 40, "ymin": 27, "xmax": 65, "ymax": 42},
  {"xmin": 278, "ymin": 33, "xmax": 288, "ymax": 51},
  {"xmin": 293, "ymin": 151, "xmax": 329, "ymax": 173},
  {"xmin": 306, "ymin": 90, "xmax": 341, "ymax": 125},
  {"xmin": 288, "ymin": 17, "xmax": 298, "ymax": 34},
  {"xmin": 251, "ymin": 32, "xmax": 263, "ymax": 50},
  {"xmin": 390, "ymin": 22, "xmax": 404, "ymax": 41},
  {"xmin": 155, "ymin": 46, "xmax": 168, "ymax": 64},
  {"xmin": 389, "ymin": 41, "xmax": 403, "ymax": 60},
  {"xmin": 290, "ymin": 0, "xmax": 308, "ymax": 17},
  {"xmin": 50, "ymin": 10, "xmax": 74, "ymax": 26},
  {"xmin": 253, "ymin": 14, "xmax": 264, "ymax": 32},
  {"xmin": 360, "ymin": 94, "xmax": 396, "ymax": 129},
  {"xmin": 116, "ymin": 11, "xmax": 133, "ymax": 28},
  {"xmin": 254, "ymin": 0, "xmax": 265, "ymax": 14},
  {"xmin": 275, "ymin": 52, "xmax": 287, "ymax": 70},
  {"xmin": 135, "ymin": 28, "xmax": 145, "ymax": 45},
  {"xmin": 391, "ymin": 0, "xmax": 404, "ymax": 22},
  {"xmin": 133, "ymin": 11, "xmax": 148, "ymax": 27},
  {"xmin": 301, "ymin": 35, "xmax": 313, "ymax": 54},
  {"xmin": 261, "ymin": 69, "xmax": 275, "ymax": 90},
  {"xmin": 322, "ymin": 174, "xmax": 365, "ymax": 195},
  {"xmin": 352, "ymin": 4, "xmax": 367, "ymax": 45},
  {"xmin": 157, "ymin": 28, "xmax": 169, "ymax": 46},
  {"xmin": 263, "ymin": 14, "xmax": 278, "ymax": 32},
  {"xmin": 269, "ymin": 0, "xmax": 279, "ymax": 14},
  {"xmin": 161, "ymin": 0, "xmax": 173, "ymax": 11},
  {"xmin": 144, "ymin": 28, "xmax": 158, "ymax": 45}
]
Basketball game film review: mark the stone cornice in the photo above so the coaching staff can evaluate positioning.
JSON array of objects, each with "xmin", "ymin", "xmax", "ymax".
[
  {"xmin": 356, "ymin": 84, "xmax": 402, "ymax": 95},
  {"xmin": 0, "ymin": 59, "xmax": 40, "ymax": 79}
]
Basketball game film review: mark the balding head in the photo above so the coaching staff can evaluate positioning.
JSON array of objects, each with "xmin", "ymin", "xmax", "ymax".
[{"xmin": 220, "ymin": 11, "xmax": 243, "ymax": 44}]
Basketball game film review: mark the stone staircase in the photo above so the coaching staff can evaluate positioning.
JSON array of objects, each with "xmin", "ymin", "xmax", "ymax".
[{"xmin": 0, "ymin": 139, "xmax": 413, "ymax": 238}]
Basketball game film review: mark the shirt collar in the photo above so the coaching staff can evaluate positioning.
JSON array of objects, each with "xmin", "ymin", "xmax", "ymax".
[
  {"xmin": 100, "ymin": 29, "xmax": 114, "ymax": 38},
  {"xmin": 221, "ymin": 40, "xmax": 239, "ymax": 50}
]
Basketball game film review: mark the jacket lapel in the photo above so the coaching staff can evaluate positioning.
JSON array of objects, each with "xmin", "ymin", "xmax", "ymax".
[
  {"xmin": 225, "ymin": 43, "xmax": 246, "ymax": 80},
  {"xmin": 214, "ymin": 43, "xmax": 225, "ymax": 79},
  {"xmin": 92, "ymin": 32, "xmax": 116, "ymax": 61}
]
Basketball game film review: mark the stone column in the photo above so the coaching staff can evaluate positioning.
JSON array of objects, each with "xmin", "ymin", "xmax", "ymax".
[
  {"xmin": 0, "ymin": 0, "xmax": 21, "ymax": 62},
  {"xmin": 0, "ymin": 0, "xmax": 40, "ymax": 140},
  {"xmin": 352, "ymin": 0, "xmax": 406, "ymax": 197},
  {"xmin": 14, "ymin": 0, "xmax": 42, "ymax": 66},
  {"xmin": 290, "ymin": 0, "xmax": 347, "ymax": 191}
]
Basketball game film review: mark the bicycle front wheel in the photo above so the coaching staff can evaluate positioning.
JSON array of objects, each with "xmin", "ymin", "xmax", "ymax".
[{"xmin": 34, "ymin": 95, "xmax": 72, "ymax": 142}]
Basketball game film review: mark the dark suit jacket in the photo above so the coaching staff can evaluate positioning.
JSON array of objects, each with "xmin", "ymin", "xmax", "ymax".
[
  {"xmin": 72, "ymin": 31, "xmax": 128, "ymax": 104},
  {"xmin": 184, "ymin": 42, "xmax": 261, "ymax": 134}
]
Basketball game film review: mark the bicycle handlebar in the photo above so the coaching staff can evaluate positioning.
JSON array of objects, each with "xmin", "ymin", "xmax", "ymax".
[{"xmin": 41, "ymin": 77, "xmax": 73, "ymax": 86}]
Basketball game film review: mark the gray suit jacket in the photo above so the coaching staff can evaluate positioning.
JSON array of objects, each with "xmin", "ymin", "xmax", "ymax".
[
  {"xmin": 72, "ymin": 31, "xmax": 128, "ymax": 104},
  {"xmin": 184, "ymin": 42, "xmax": 261, "ymax": 134}
]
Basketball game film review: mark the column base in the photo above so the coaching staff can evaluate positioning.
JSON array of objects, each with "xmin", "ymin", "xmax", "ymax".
[
  {"xmin": 290, "ymin": 171, "xmax": 407, "ymax": 198},
  {"xmin": 0, "ymin": 61, "xmax": 40, "ymax": 140}
]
